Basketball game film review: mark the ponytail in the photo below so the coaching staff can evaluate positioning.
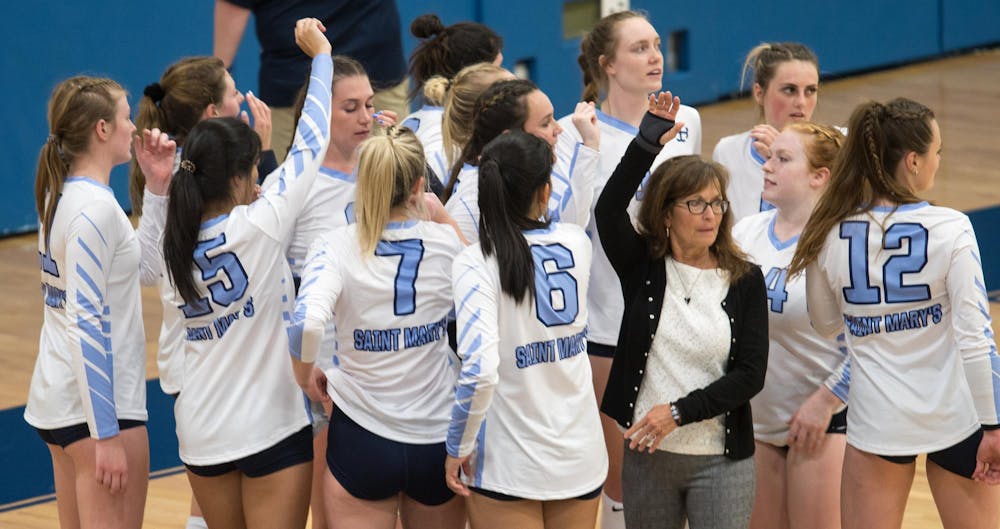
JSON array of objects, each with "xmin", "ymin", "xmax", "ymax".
[
  {"xmin": 408, "ymin": 13, "xmax": 503, "ymax": 101},
  {"xmin": 790, "ymin": 98, "xmax": 933, "ymax": 276},
  {"xmin": 477, "ymin": 131, "xmax": 553, "ymax": 302},
  {"xmin": 355, "ymin": 126, "xmax": 426, "ymax": 255},
  {"xmin": 36, "ymin": 76, "xmax": 122, "ymax": 238},
  {"xmin": 443, "ymin": 78, "xmax": 535, "ymax": 201},
  {"xmin": 130, "ymin": 57, "xmax": 229, "ymax": 215},
  {"xmin": 164, "ymin": 117, "xmax": 260, "ymax": 304},
  {"xmin": 439, "ymin": 62, "xmax": 510, "ymax": 172}
]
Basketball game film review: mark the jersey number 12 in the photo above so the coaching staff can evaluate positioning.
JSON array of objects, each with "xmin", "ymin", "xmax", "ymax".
[{"xmin": 840, "ymin": 221, "xmax": 931, "ymax": 304}]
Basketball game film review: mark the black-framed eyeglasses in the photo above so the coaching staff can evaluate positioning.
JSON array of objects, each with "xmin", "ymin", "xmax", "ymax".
[{"xmin": 675, "ymin": 198, "xmax": 729, "ymax": 215}]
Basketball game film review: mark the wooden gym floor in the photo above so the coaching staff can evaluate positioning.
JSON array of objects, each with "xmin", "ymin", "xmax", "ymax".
[{"xmin": 1, "ymin": 48, "xmax": 998, "ymax": 527}]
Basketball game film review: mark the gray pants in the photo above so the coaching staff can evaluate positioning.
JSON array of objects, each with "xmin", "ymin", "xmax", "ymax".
[{"xmin": 622, "ymin": 444, "xmax": 755, "ymax": 529}]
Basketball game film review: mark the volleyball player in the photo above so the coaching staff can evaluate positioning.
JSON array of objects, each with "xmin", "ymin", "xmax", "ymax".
[
  {"xmin": 789, "ymin": 98, "xmax": 1000, "ymax": 528},
  {"xmin": 26, "ymin": 75, "xmax": 177, "ymax": 528},
  {"xmin": 556, "ymin": 11, "xmax": 701, "ymax": 524},
  {"xmin": 290, "ymin": 127, "xmax": 466, "ymax": 529},
  {"xmin": 443, "ymin": 79, "xmax": 598, "ymax": 244},
  {"xmin": 732, "ymin": 123, "xmax": 848, "ymax": 529},
  {"xmin": 446, "ymin": 131, "xmax": 607, "ymax": 529},
  {"xmin": 713, "ymin": 42, "xmax": 820, "ymax": 222},
  {"xmin": 159, "ymin": 18, "xmax": 332, "ymax": 529}
]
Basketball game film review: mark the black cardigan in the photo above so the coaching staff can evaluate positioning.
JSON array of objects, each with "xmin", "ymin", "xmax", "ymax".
[{"xmin": 594, "ymin": 139, "xmax": 768, "ymax": 460}]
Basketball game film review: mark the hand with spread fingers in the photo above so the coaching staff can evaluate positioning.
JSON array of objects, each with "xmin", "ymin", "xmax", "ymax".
[
  {"xmin": 133, "ymin": 127, "xmax": 177, "ymax": 196},
  {"xmin": 646, "ymin": 91, "xmax": 686, "ymax": 145}
]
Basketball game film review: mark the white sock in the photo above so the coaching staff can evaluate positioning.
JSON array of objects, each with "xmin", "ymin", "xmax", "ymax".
[
  {"xmin": 186, "ymin": 516, "xmax": 209, "ymax": 529},
  {"xmin": 600, "ymin": 492, "xmax": 625, "ymax": 529}
]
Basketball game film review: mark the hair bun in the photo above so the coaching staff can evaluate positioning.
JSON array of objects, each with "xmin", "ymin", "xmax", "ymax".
[
  {"xmin": 143, "ymin": 82, "xmax": 165, "ymax": 103},
  {"xmin": 410, "ymin": 14, "xmax": 445, "ymax": 39}
]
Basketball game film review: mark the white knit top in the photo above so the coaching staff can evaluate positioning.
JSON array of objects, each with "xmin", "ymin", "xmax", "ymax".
[{"xmin": 635, "ymin": 257, "xmax": 731, "ymax": 454}]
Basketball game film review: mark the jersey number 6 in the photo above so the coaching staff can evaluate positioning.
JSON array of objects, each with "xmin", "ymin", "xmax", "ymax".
[
  {"xmin": 531, "ymin": 244, "xmax": 580, "ymax": 327},
  {"xmin": 179, "ymin": 234, "xmax": 250, "ymax": 318},
  {"xmin": 840, "ymin": 221, "xmax": 931, "ymax": 305}
]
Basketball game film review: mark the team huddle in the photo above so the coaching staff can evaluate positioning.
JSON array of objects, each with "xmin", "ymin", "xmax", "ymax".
[{"xmin": 25, "ymin": 8, "xmax": 1000, "ymax": 529}]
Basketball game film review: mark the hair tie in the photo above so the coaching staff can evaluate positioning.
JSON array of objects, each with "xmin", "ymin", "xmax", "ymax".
[
  {"xmin": 179, "ymin": 159, "xmax": 196, "ymax": 173},
  {"xmin": 143, "ymin": 82, "xmax": 165, "ymax": 103},
  {"xmin": 46, "ymin": 134, "xmax": 60, "ymax": 146}
]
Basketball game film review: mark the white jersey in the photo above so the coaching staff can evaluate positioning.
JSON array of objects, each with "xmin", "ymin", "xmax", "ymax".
[
  {"xmin": 556, "ymin": 106, "xmax": 702, "ymax": 346},
  {"xmin": 714, "ymin": 131, "xmax": 771, "ymax": 223},
  {"xmin": 266, "ymin": 165, "xmax": 357, "ymax": 372},
  {"xmin": 169, "ymin": 54, "xmax": 332, "ymax": 465},
  {"xmin": 733, "ymin": 211, "xmax": 849, "ymax": 446},
  {"xmin": 807, "ymin": 202, "xmax": 1000, "ymax": 455},
  {"xmin": 292, "ymin": 220, "xmax": 463, "ymax": 443},
  {"xmin": 448, "ymin": 223, "xmax": 607, "ymax": 500},
  {"xmin": 444, "ymin": 141, "xmax": 598, "ymax": 245},
  {"xmin": 26, "ymin": 177, "xmax": 154, "ymax": 438},
  {"xmin": 401, "ymin": 105, "xmax": 449, "ymax": 185}
]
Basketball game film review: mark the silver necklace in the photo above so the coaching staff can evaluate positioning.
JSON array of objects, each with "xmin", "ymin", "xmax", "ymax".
[{"xmin": 669, "ymin": 258, "xmax": 704, "ymax": 305}]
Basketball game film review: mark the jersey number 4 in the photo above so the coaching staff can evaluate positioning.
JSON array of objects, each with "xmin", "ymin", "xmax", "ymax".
[
  {"xmin": 180, "ymin": 234, "xmax": 250, "ymax": 318},
  {"xmin": 764, "ymin": 267, "xmax": 789, "ymax": 313},
  {"xmin": 840, "ymin": 221, "xmax": 931, "ymax": 304},
  {"xmin": 376, "ymin": 239, "xmax": 424, "ymax": 316},
  {"xmin": 531, "ymin": 244, "xmax": 580, "ymax": 327}
]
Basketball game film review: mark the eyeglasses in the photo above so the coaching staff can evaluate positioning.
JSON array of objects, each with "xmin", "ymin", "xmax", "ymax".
[{"xmin": 675, "ymin": 198, "xmax": 729, "ymax": 215}]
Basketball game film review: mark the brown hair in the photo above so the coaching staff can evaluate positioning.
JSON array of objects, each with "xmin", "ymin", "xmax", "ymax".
[
  {"xmin": 131, "ymin": 56, "xmax": 228, "ymax": 214},
  {"xmin": 439, "ymin": 62, "xmax": 509, "ymax": 169},
  {"xmin": 284, "ymin": 55, "xmax": 368, "ymax": 157},
  {"xmin": 789, "ymin": 98, "xmax": 934, "ymax": 276},
  {"xmin": 442, "ymin": 79, "xmax": 536, "ymax": 202},
  {"xmin": 637, "ymin": 155, "xmax": 752, "ymax": 280},
  {"xmin": 36, "ymin": 76, "xmax": 123, "ymax": 238},
  {"xmin": 578, "ymin": 10, "xmax": 647, "ymax": 103},
  {"xmin": 408, "ymin": 14, "xmax": 503, "ymax": 102},
  {"xmin": 740, "ymin": 42, "xmax": 819, "ymax": 121},
  {"xmin": 785, "ymin": 122, "xmax": 844, "ymax": 172}
]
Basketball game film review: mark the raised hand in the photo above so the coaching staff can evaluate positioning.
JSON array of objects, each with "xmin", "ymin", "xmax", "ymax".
[
  {"xmin": 242, "ymin": 91, "xmax": 272, "ymax": 151},
  {"xmin": 571, "ymin": 101, "xmax": 600, "ymax": 150},
  {"xmin": 133, "ymin": 128, "xmax": 177, "ymax": 196},
  {"xmin": 295, "ymin": 18, "xmax": 332, "ymax": 58},
  {"xmin": 646, "ymin": 91, "xmax": 686, "ymax": 145},
  {"xmin": 750, "ymin": 124, "xmax": 780, "ymax": 159}
]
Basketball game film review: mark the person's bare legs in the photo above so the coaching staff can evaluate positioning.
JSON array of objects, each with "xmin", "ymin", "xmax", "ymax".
[
  {"xmin": 323, "ymin": 466, "xmax": 398, "ymax": 529},
  {"xmin": 398, "ymin": 494, "xmax": 466, "ymax": 529},
  {"xmin": 926, "ymin": 458, "xmax": 1000, "ymax": 529},
  {"xmin": 187, "ymin": 470, "xmax": 246, "ymax": 529},
  {"xmin": 64, "ymin": 427, "xmax": 148, "ymax": 529},
  {"xmin": 542, "ymin": 496, "xmax": 600, "ymax": 529},
  {"xmin": 48, "ymin": 443, "xmax": 82, "ymax": 529},
  {"xmin": 748, "ymin": 441, "xmax": 789, "ymax": 529},
  {"xmin": 841, "ymin": 445, "xmax": 913, "ymax": 529},
  {"xmin": 243, "ymin": 461, "xmax": 312, "ymax": 529},
  {"xmin": 786, "ymin": 434, "xmax": 844, "ymax": 529},
  {"xmin": 466, "ymin": 493, "xmax": 544, "ymax": 529},
  {"xmin": 311, "ymin": 426, "xmax": 330, "ymax": 529}
]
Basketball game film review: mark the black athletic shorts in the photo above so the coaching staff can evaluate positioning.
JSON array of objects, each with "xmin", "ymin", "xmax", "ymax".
[
  {"xmin": 876, "ymin": 428, "xmax": 984, "ymax": 479},
  {"xmin": 326, "ymin": 406, "xmax": 454, "ymax": 506},
  {"xmin": 185, "ymin": 425, "xmax": 312, "ymax": 478},
  {"xmin": 36, "ymin": 419, "xmax": 145, "ymax": 448},
  {"xmin": 587, "ymin": 341, "xmax": 615, "ymax": 359}
]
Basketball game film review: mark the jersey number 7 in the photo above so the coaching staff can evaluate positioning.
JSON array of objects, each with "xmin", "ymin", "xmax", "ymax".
[{"xmin": 376, "ymin": 239, "xmax": 425, "ymax": 316}]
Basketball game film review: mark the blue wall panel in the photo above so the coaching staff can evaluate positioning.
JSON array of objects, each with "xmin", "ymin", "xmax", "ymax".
[{"xmin": 942, "ymin": 0, "xmax": 1000, "ymax": 51}]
